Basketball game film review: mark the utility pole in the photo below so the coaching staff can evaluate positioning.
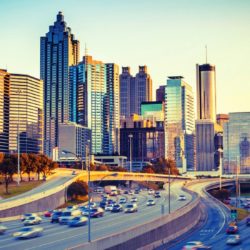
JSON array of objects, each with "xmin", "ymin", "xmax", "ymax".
[{"xmin": 129, "ymin": 134, "xmax": 133, "ymax": 172}]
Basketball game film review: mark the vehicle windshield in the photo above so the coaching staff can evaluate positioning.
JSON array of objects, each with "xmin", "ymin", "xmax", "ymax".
[
  {"xmin": 54, "ymin": 212, "xmax": 62, "ymax": 216},
  {"xmin": 114, "ymin": 205, "xmax": 119, "ymax": 208},
  {"xmin": 21, "ymin": 227, "xmax": 32, "ymax": 232},
  {"xmin": 148, "ymin": 200, "xmax": 153, "ymax": 202},
  {"xmin": 91, "ymin": 209, "xmax": 97, "ymax": 212},
  {"xmin": 127, "ymin": 205, "xmax": 133, "ymax": 208},
  {"xmin": 73, "ymin": 217, "xmax": 80, "ymax": 220},
  {"xmin": 24, "ymin": 214, "xmax": 32, "ymax": 217},
  {"xmin": 28, "ymin": 217, "xmax": 35, "ymax": 220},
  {"xmin": 62, "ymin": 212, "xmax": 71, "ymax": 216}
]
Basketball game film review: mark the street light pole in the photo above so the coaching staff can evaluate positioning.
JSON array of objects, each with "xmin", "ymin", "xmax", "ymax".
[
  {"xmin": 168, "ymin": 166, "xmax": 171, "ymax": 214},
  {"xmin": 17, "ymin": 89, "xmax": 22, "ymax": 186},
  {"xmin": 129, "ymin": 134, "xmax": 133, "ymax": 172},
  {"xmin": 218, "ymin": 147, "xmax": 223, "ymax": 190},
  {"xmin": 86, "ymin": 141, "xmax": 91, "ymax": 243}
]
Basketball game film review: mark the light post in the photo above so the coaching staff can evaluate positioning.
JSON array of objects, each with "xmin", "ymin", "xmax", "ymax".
[
  {"xmin": 168, "ymin": 165, "xmax": 171, "ymax": 214},
  {"xmin": 17, "ymin": 89, "xmax": 22, "ymax": 186},
  {"xmin": 128, "ymin": 134, "xmax": 133, "ymax": 172}
]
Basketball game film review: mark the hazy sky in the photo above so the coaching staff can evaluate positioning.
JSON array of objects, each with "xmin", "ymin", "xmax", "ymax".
[{"xmin": 1, "ymin": 0, "xmax": 250, "ymax": 115}]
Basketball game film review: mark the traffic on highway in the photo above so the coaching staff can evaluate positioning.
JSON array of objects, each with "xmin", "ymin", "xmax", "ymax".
[{"xmin": 0, "ymin": 183, "xmax": 192, "ymax": 250}]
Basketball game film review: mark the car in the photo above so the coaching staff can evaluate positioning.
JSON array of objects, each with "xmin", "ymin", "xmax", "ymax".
[
  {"xmin": 107, "ymin": 199, "xmax": 115, "ymax": 205},
  {"xmin": 59, "ymin": 210, "xmax": 82, "ymax": 224},
  {"xmin": 0, "ymin": 224, "xmax": 7, "ymax": 234},
  {"xmin": 111, "ymin": 204, "xmax": 123, "ymax": 213},
  {"xmin": 147, "ymin": 199, "xmax": 156, "ymax": 206},
  {"xmin": 155, "ymin": 191, "xmax": 161, "ymax": 198},
  {"xmin": 124, "ymin": 190, "xmax": 129, "ymax": 194},
  {"xmin": 101, "ymin": 194, "xmax": 109, "ymax": 199},
  {"xmin": 226, "ymin": 226, "xmax": 238, "ymax": 234},
  {"xmin": 66, "ymin": 205, "xmax": 78, "ymax": 211},
  {"xmin": 178, "ymin": 195, "xmax": 187, "ymax": 201},
  {"xmin": 68, "ymin": 216, "xmax": 88, "ymax": 227},
  {"xmin": 44, "ymin": 210, "xmax": 55, "ymax": 217},
  {"xmin": 23, "ymin": 216, "xmax": 42, "ymax": 226},
  {"xmin": 246, "ymin": 217, "xmax": 250, "ymax": 226},
  {"xmin": 105, "ymin": 204, "xmax": 114, "ymax": 211},
  {"xmin": 131, "ymin": 197, "xmax": 138, "ymax": 203},
  {"xmin": 128, "ymin": 190, "xmax": 134, "ymax": 195},
  {"xmin": 89, "ymin": 202, "xmax": 97, "ymax": 208},
  {"xmin": 99, "ymin": 200, "xmax": 108, "ymax": 209},
  {"xmin": 226, "ymin": 234, "xmax": 241, "ymax": 245},
  {"xmin": 89, "ymin": 207, "xmax": 104, "ymax": 218},
  {"xmin": 51, "ymin": 211, "xmax": 63, "ymax": 223},
  {"xmin": 21, "ymin": 213, "xmax": 37, "ymax": 221},
  {"xmin": 182, "ymin": 241, "xmax": 205, "ymax": 250},
  {"xmin": 148, "ymin": 189, "xmax": 154, "ymax": 195},
  {"xmin": 124, "ymin": 204, "xmax": 138, "ymax": 213},
  {"xmin": 13, "ymin": 227, "xmax": 43, "ymax": 239},
  {"xmin": 119, "ymin": 198, "xmax": 126, "ymax": 204},
  {"xmin": 72, "ymin": 170, "xmax": 76, "ymax": 175},
  {"xmin": 110, "ymin": 190, "xmax": 118, "ymax": 196}
]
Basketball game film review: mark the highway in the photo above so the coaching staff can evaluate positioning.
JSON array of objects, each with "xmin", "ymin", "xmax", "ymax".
[
  {"xmin": 158, "ymin": 181, "xmax": 250, "ymax": 250},
  {"xmin": 0, "ymin": 182, "xmax": 193, "ymax": 250}
]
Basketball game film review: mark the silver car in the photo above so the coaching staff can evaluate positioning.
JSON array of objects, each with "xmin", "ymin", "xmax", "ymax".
[
  {"xmin": 226, "ymin": 235, "xmax": 241, "ymax": 245},
  {"xmin": 23, "ymin": 216, "xmax": 42, "ymax": 226},
  {"xmin": 0, "ymin": 225, "xmax": 7, "ymax": 234},
  {"xmin": 13, "ymin": 227, "xmax": 43, "ymax": 239}
]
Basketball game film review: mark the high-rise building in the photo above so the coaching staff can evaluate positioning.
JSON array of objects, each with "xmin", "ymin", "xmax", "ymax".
[
  {"xmin": 119, "ymin": 67, "xmax": 134, "ymax": 118},
  {"xmin": 134, "ymin": 66, "xmax": 152, "ymax": 115},
  {"xmin": 216, "ymin": 114, "xmax": 229, "ymax": 128},
  {"xmin": 196, "ymin": 63, "xmax": 217, "ymax": 171},
  {"xmin": 40, "ymin": 12, "xmax": 79, "ymax": 157},
  {"xmin": 70, "ymin": 55, "xmax": 106, "ymax": 154},
  {"xmin": 165, "ymin": 76, "xmax": 195, "ymax": 172},
  {"xmin": 141, "ymin": 101, "xmax": 164, "ymax": 122},
  {"xmin": 104, "ymin": 63, "xmax": 120, "ymax": 155},
  {"xmin": 156, "ymin": 85, "xmax": 165, "ymax": 102},
  {"xmin": 0, "ymin": 69, "xmax": 10, "ymax": 153},
  {"xmin": 196, "ymin": 64, "xmax": 216, "ymax": 122},
  {"xmin": 9, "ymin": 74, "xmax": 43, "ymax": 154},
  {"xmin": 223, "ymin": 112, "xmax": 250, "ymax": 174}
]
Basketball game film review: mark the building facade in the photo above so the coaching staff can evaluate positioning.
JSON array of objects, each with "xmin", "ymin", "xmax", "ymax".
[
  {"xmin": 58, "ymin": 122, "xmax": 91, "ymax": 161},
  {"xmin": 165, "ymin": 76, "xmax": 195, "ymax": 172},
  {"xmin": 0, "ymin": 69, "xmax": 10, "ymax": 153},
  {"xmin": 216, "ymin": 114, "xmax": 229, "ymax": 128},
  {"xmin": 223, "ymin": 112, "xmax": 250, "ymax": 174},
  {"xmin": 156, "ymin": 85, "xmax": 165, "ymax": 102},
  {"xmin": 40, "ymin": 12, "xmax": 79, "ymax": 157},
  {"xmin": 9, "ymin": 74, "xmax": 43, "ymax": 154}
]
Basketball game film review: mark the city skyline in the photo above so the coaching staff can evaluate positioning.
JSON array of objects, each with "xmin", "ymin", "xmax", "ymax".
[{"xmin": 0, "ymin": 0, "xmax": 250, "ymax": 115}]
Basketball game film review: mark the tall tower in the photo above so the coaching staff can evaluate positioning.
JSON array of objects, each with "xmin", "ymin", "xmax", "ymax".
[
  {"xmin": 134, "ymin": 66, "xmax": 152, "ymax": 115},
  {"xmin": 0, "ymin": 69, "xmax": 10, "ymax": 153},
  {"xmin": 40, "ymin": 12, "xmax": 79, "ymax": 157},
  {"xmin": 196, "ymin": 64, "xmax": 216, "ymax": 122},
  {"xmin": 165, "ymin": 76, "xmax": 195, "ymax": 172}
]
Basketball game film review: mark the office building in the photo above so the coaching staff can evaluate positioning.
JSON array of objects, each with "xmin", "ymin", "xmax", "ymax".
[
  {"xmin": 0, "ymin": 69, "xmax": 10, "ymax": 153},
  {"xmin": 9, "ymin": 74, "xmax": 43, "ymax": 154},
  {"xmin": 120, "ymin": 115, "xmax": 165, "ymax": 169},
  {"xmin": 196, "ymin": 64, "xmax": 216, "ymax": 122},
  {"xmin": 40, "ymin": 12, "xmax": 79, "ymax": 157},
  {"xmin": 141, "ymin": 101, "xmax": 164, "ymax": 122},
  {"xmin": 58, "ymin": 122, "xmax": 91, "ymax": 161},
  {"xmin": 119, "ymin": 67, "xmax": 134, "ymax": 118},
  {"xmin": 216, "ymin": 114, "xmax": 229, "ymax": 128},
  {"xmin": 104, "ymin": 63, "xmax": 120, "ymax": 155},
  {"xmin": 156, "ymin": 85, "xmax": 165, "ymax": 102},
  {"xmin": 134, "ymin": 66, "xmax": 152, "ymax": 115},
  {"xmin": 223, "ymin": 112, "xmax": 250, "ymax": 174},
  {"xmin": 165, "ymin": 76, "xmax": 195, "ymax": 172}
]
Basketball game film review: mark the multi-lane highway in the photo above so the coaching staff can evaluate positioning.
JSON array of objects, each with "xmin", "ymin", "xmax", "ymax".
[
  {"xmin": 0, "ymin": 182, "xmax": 193, "ymax": 250},
  {"xmin": 158, "ymin": 181, "xmax": 250, "ymax": 250}
]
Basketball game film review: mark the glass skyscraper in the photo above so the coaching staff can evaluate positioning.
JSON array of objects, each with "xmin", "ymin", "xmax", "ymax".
[
  {"xmin": 223, "ymin": 112, "xmax": 250, "ymax": 174},
  {"xmin": 165, "ymin": 76, "xmax": 195, "ymax": 172},
  {"xmin": 40, "ymin": 12, "xmax": 79, "ymax": 157},
  {"xmin": 0, "ymin": 69, "xmax": 10, "ymax": 153},
  {"xmin": 9, "ymin": 74, "xmax": 43, "ymax": 154}
]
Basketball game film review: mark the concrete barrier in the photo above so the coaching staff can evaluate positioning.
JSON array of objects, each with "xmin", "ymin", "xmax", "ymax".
[{"xmin": 69, "ymin": 192, "xmax": 201, "ymax": 250}]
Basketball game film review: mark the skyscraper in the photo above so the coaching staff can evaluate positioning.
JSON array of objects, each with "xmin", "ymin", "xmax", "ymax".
[
  {"xmin": 196, "ymin": 64, "xmax": 216, "ymax": 122},
  {"xmin": 165, "ymin": 76, "xmax": 195, "ymax": 172},
  {"xmin": 0, "ymin": 69, "xmax": 10, "ymax": 153},
  {"xmin": 156, "ymin": 85, "xmax": 165, "ymax": 102},
  {"xmin": 119, "ymin": 67, "xmax": 134, "ymax": 118},
  {"xmin": 104, "ymin": 63, "xmax": 120, "ymax": 155},
  {"xmin": 134, "ymin": 66, "xmax": 152, "ymax": 115},
  {"xmin": 40, "ymin": 12, "xmax": 79, "ymax": 157},
  {"xmin": 9, "ymin": 74, "xmax": 43, "ymax": 154},
  {"xmin": 195, "ymin": 63, "xmax": 217, "ymax": 171}
]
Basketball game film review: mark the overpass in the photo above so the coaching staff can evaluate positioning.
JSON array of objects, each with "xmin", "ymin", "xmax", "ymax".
[{"xmin": 0, "ymin": 169, "xmax": 192, "ymax": 218}]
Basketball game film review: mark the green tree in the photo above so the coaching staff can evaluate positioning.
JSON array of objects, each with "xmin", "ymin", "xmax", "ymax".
[
  {"xmin": 0, "ymin": 154, "xmax": 17, "ymax": 194},
  {"xmin": 67, "ymin": 180, "xmax": 88, "ymax": 200}
]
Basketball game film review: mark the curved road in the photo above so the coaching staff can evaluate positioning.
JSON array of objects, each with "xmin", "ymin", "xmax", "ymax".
[{"xmin": 0, "ymin": 182, "xmax": 193, "ymax": 250}]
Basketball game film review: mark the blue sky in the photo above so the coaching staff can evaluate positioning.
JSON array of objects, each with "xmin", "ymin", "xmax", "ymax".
[{"xmin": 1, "ymin": 0, "xmax": 250, "ymax": 114}]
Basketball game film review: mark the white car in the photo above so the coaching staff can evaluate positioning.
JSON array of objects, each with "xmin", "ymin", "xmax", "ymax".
[
  {"xmin": 23, "ymin": 216, "xmax": 42, "ymax": 226},
  {"xmin": 148, "ymin": 189, "xmax": 154, "ymax": 195},
  {"xmin": 105, "ymin": 204, "xmax": 114, "ymax": 211},
  {"xmin": 226, "ymin": 234, "xmax": 241, "ymax": 245},
  {"xmin": 131, "ymin": 197, "xmax": 138, "ymax": 203},
  {"xmin": 178, "ymin": 195, "xmax": 186, "ymax": 201},
  {"xmin": 21, "ymin": 213, "xmax": 37, "ymax": 221},
  {"xmin": 124, "ymin": 204, "xmax": 138, "ymax": 213},
  {"xmin": 13, "ymin": 227, "xmax": 43, "ymax": 239},
  {"xmin": 182, "ymin": 241, "xmax": 204, "ymax": 250},
  {"xmin": 119, "ymin": 198, "xmax": 126, "ymax": 204},
  {"xmin": 0, "ymin": 225, "xmax": 7, "ymax": 234},
  {"xmin": 147, "ymin": 199, "xmax": 156, "ymax": 206}
]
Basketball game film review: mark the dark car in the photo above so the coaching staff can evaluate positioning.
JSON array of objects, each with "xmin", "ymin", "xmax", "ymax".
[
  {"xmin": 246, "ymin": 217, "xmax": 250, "ymax": 226},
  {"xmin": 226, "ymin": 226, "xmax": 238, "ymax": 234},
  {"xmin": 111, "ymin": 204, "xmax": 123, "ymax": 213},
  {"xmin": 107, "ymin": 199, "xmax": 115, "ymax": 205},
  {"xmin": 51, "ymin": 211, "xmax": 63, "ymax": 223},
  {"xmin": 100, "ymin": 201, "xmax": 108, "ymax": 209},
  {"xmin": 155, "ymin": 191, "xmax": 161, "ymax": 198}
]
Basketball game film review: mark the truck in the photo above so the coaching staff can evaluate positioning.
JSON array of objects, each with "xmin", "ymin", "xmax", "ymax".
[{"xmin": 104, "ymin": 185, "xmax": 117, "ymax": 195}]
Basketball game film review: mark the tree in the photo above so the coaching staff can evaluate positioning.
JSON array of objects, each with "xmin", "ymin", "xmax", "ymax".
[
  {"xmin": 36, "ymin": 154, "xmax": 50, "ymax": 180},
  {"xmin": 153, "ymin": 157, "xmax": 179, "ymax": 175},
  {"xmin": 142, "ymin": 165, "xmax": 155, "ymax": 173},
  {"xmin": 96, "ymin": 164, "xmax": 109, "ymax": 171},
  {"xmin": 0, "ymin": 154, "xmax": 17, "ymax": 194},
  {"xmin": 25, "ymin": 154, "xmax": 37, "ymax": 181},
  {"xmin": 211, "ymin": 189, "xmax": 230, "ymax": 201},
  {"xmin": 67, "ymin": 180, "xmax": 88, "ymax": 200}
]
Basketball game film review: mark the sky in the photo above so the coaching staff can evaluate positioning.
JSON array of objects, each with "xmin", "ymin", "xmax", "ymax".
[{"xmin": 1, "ymin": 0, "xmax": 250, "ymax": 115}]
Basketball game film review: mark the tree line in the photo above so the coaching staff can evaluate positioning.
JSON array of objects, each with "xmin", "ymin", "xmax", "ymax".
[{"xmin": 0, "ymin": 153, "xmax": 58, "ymax": 194}]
